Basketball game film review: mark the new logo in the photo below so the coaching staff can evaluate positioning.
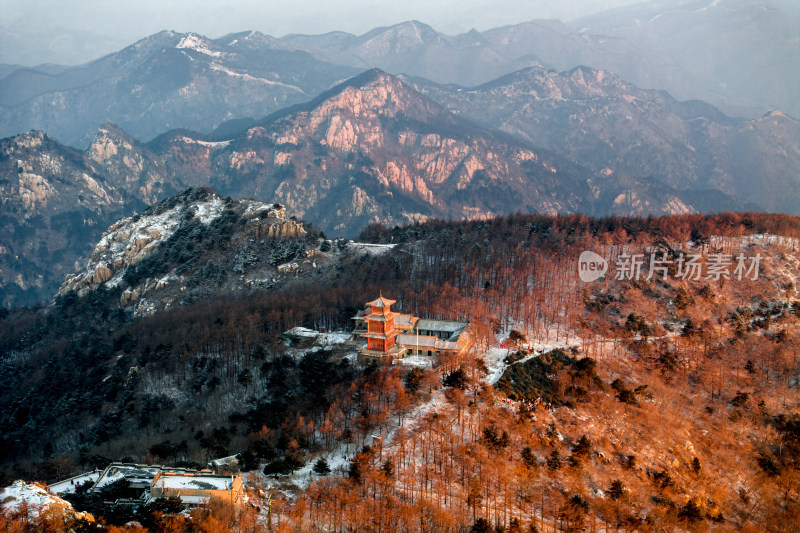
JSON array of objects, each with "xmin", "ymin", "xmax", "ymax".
[{"xmin": 578, "ymin": 251, "xmax": 607, "ymax": 283}]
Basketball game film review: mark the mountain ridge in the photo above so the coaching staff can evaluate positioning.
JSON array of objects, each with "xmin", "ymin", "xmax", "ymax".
[
  {"xmin": 406, "ymin": 64, "xmax": 800, "ymax": 214},
  {"xmin": 1, "ymin": 3, "xmax": 796, "ymax": 147},
  {"xmin": 0, "ymin": 30, "xmax": 360, "ymax": 147},
  {"xmin": 0, "ymin": 67, "xmax": 792, "ymax": 307}
]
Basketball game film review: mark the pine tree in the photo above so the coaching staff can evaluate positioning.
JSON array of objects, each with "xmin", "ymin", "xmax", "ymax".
[
  {"xmin": 678, "ymin": 499, "xmax": 703, "ymax": 522},
  {"xmin": 674, "ymin": 287, "xmax": 694, "ymax": 309},
  {"xmin": 381, "ymin": 459, "xmax": 394, "ymax": 478},
  {"xmin": 521, "ymin": 446, "xmax": 538, "ymax": 469},
  {"xmin": 572, "ymin": 435, "xmax": 591, "ymax": 458},
  {"xmin": 471, "ymin": 518, "xmax": 492, "ymax": 533},
  {"xmin": 313, "ymin": 457, "xmax": 331, "ymax": 476},
  {"xmin": 607, "ymin": 479, "xmax": 625, "ymax": 500},
  {"xmin": 691, "ymin": 457, "xmax": 701, "ymax": 475},
  {"xmin": 546, "ymin": 449, "xmax": 562, "ymax": 470}
]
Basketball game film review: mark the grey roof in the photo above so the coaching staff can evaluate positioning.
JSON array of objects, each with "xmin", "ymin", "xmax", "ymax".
[
  {"xmin": 92, "ymin": 463, "xmax": 162, "ymax": 491},
  {"xmin": 435, "ymin": 340, "xmax": 462, "ymax": 351},
  {"xmin": 416, "ymin": 319, "xmax": 468, "ymax": 333},
  {"xmin": 394, "ymin": 313, "xmax": 417, "ymax": 326},
  {"xmin": 397, "ymin": 334, "xmax": 438, "ymax": 348}
]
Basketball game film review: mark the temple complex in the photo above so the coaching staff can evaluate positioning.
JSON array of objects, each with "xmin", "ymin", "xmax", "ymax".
[{"xmin": 353, "ymin": 294, "xmax": 472, "ymax": 363}]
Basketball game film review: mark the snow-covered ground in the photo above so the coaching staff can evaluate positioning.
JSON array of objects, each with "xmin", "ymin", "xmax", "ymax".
[
  {"xmin": 193, "ymin": 195, "xmax": 225, "ymax": 224},
  {"xmin": 396, "ymin": 355, "xmax": 434, "ymax": 368},
  {"xmin": 483, "ymin": 326, "xmax": 583, "ymax": 385},
  {"xmin": 176, "ymin": 34, "xmax": 223, "ymax": 57},
  {"xmin": 483, "ymin": 346, "xmax": 511, "ymax": 385},
  {"xmin": 282, "ymin": 328, "xmax": 358, "ymax": 366},
  {"xmin": 48, "ymin": 472, "xmax": 101, "ymax": 495},
  {"xmin": 155, "ymin": 475, "xmax": 233, "ymax": 490},
  {"xmin": 317, "ymin": 332, "xmax": 353, "ymax": 345},
  {"xmin": 348, "ymin": 242, "xmax": 397, "ymax": 256},
  {"xmin": 0, "ymin": 480, "xmax": 74, "ymax": 516},
  {"xmin": 176, "ymin": 136, "xmax": 232, "ymax": 149},
  {"xmin": 209, "ymin": 63, "xmax": 304, "ymax": 91}
]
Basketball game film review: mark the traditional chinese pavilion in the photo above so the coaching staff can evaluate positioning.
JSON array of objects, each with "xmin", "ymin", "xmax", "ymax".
[
  {"xmin": 361, "ymin": 294, "xmax": 406, "ymax": 359},
  {"xmin": 353, "ymin": 294, "xmax": 473, "ymax": 363}
]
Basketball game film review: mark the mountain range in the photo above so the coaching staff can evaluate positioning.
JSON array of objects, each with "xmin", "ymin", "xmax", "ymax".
[
  {"xmin": 3, "ymin": 67, "xmax": 793, "ymax": 306},
  {"xmin": 407, "ymin": 65, "xmax": 800, "ymax": 214},
  {"xmin": 1, "ymin": 1, "xmax": 798, "ymax": 308},
  {"xmin": 0, "ymin": 30, "xmax": 359, "ymax": 147},
  {"xmin": 283, "ymin": 0, "xmax": 799, "ymax": 118},
  {"xmin": 1, "ymin": 4, "xmax": 798, "ymax": 527},
  {"xmin": 1, "ymin": 0, "xmax": 797, "ymax": 148}
]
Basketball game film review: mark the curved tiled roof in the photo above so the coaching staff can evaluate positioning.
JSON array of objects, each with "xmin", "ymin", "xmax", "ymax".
[{"xmin": 366, "ymin": 294, "xmax": 396, "ymax": 307}]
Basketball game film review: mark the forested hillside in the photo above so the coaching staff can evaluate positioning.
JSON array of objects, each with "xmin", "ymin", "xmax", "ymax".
[{"xmin": 2, "ymin": 211, "xmax": 799, "ymax": 531}]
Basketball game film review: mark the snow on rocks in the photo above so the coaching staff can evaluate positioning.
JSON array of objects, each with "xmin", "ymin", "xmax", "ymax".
[
  {"xmin": 0, "ymin": 480, "xmax": 74, "ymax": 516},
  {"xmin": 56, "ymin": 191, "xmax": 295, "ymax": 304},
  {"xmin": 176, "ymin": 33, "xmax": 223, "ymax": 57},
  {"xmin": 317, "ymin": 331, "xmax": 353, "ymax": 345},
  {"xmin": 243, "ymin": 201, "xmax": 285, "ymax": 220},
  {"xmin": 192, "ymin": 195, "xmax": 225, "ymax": 224},
  {"xmin": 176, "ymin": 136, "xmax": 232, "ymax": 149},
  {"xmin": 58, "ymin": 194, "xmax": 224, "ymax": 297}
]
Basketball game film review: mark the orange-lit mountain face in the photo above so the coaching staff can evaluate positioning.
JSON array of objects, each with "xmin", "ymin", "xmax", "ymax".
[{"xmin": 4, "ymin": 67, "xmax": 793, "ymax": 306}]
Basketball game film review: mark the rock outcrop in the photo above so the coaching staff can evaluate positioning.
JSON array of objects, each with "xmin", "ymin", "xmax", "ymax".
[
  {"xmin": 0, "ymin": 131, "xmax": 127, "ymax": 307},
  {"xmin": 58, "ymin": 188, "xmax": 315, "ymax": 317}
]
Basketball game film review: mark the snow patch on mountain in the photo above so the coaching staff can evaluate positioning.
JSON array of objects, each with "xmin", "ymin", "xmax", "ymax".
[
  {"xmin": 177, "ymin": 34, "xmax": 223, "ymax": 57},
  {"xmin": 209, "ymin": 63, "xmax": 304, "ymax": 92},
  {"xmin": 177, "ymin": 136, "xmax": 232, "ymax": 148},
  {"xmin": 55, "ymin": 189, "xmax": 314, "ymax": 317},
  {"xmin": 194, "ymin": 195, "xmax": 225, "ymax": 224}
]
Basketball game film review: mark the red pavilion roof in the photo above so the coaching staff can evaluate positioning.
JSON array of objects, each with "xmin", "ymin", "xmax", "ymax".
[{"xmin": 366, "ymin": 294, "xmax": 396, "ymax": 308}]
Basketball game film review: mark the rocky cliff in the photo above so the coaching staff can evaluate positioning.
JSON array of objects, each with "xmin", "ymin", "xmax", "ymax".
[
  {"xmin": 58, "ymin": 188, "xmax": 316, "ymax": 317},
  {"xmin": 410, "ymin": 65, "xmax": 798, "ymax": 214},
  {"xmin": 0, "ymin": 131, "xmax": 129, "ymax": 307},
  {"xmin": 165, "ymin": 69, "xmax": 601, "ymax": 234}
]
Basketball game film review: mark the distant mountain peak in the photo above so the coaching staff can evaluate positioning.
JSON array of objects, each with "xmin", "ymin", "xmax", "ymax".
[
  {"xmin": 125, "ymin": 30, "xmax": 184, "ymax": 54},
  {"xmin": 13, "ymin": 129, "xmax": 49, "ymax": 146},
  {"xmin": 95, "ymin": 121, "xmax": 134, "ymax": 138},
  {"xmin": 358, "ymin": 20, "xmax": 443, "ymax": 49},
  {"xmin": 89, "ymin": 123, "xmax": 140, "ymax": 162},
  {"xmin": 282, "ymin": 68, "xmax": 443, "ymax": 126},
  {"xmin": 762, "ymin": 109, "xmax": 793, "ymax": 120},
  {"xmin": 176, "ymin": 33, "xmax": 223, "ymax": 57},
  {"xmin": 217, "ymin": 30, "xmax": 296, "ymax": 51}
]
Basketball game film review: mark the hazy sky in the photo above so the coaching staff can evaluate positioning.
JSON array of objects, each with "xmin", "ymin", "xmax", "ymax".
[{"xmin": 0, "ymin": 0, "xmax": 640, "ymax": 65}]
